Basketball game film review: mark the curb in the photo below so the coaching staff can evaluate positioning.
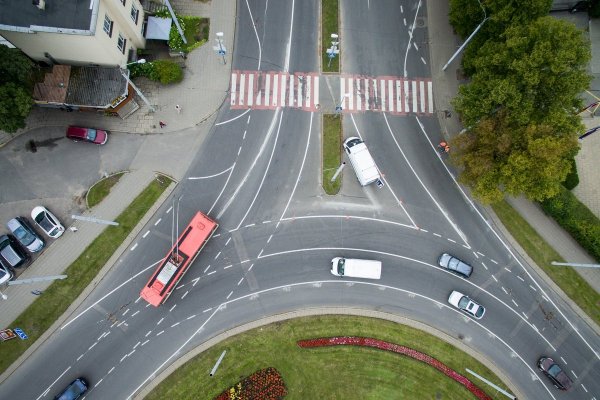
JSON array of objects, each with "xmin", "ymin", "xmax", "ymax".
[{"xmin": 133, "ymin": 308, "xmax": 523, "ymax": 400}]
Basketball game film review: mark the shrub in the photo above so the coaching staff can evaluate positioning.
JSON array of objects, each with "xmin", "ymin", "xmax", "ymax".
[
  {"xmin": 128, "ymin": 60, "xmax": 183, "ymax": 85},
  {"xmin": 562, "ymin": 157, "xmax": 579, "ymax": 190},
  {"xmin": 540, "ymin": 186, "xmax": 600, "ymax": 261}
]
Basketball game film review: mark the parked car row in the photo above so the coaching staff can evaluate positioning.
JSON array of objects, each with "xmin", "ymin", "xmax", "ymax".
[{"xmin": 0, "ymin": 206, "xmax": 64, "ymax": 285}]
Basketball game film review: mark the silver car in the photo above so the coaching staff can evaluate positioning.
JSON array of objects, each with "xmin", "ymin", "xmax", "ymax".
[
  {"xmin": 31, "ymin": 206, "xmax": 64, "ymax": 239},
  {"xmin": 7, "ymin": 217, "xmax": 44, "ymax": 252},
  {"xmin": 0, "ymin": 263, "xmax": 14, "ymax": 285},
  {"xmin": 448, "ymin": 290, "xmax": 485, "ymax": 319}
]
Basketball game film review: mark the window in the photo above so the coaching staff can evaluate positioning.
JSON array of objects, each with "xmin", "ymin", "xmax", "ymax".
[
  {"xmin": 130, "ymin": 5, "xmax": 139, "ymax": 24},
  {"xmin": 117, "ymin": 33, "xmax": 127, "ymax": 54},
  {"xmin": 103, "ymin": 15, "xmax": 113, "ymax": 37}
]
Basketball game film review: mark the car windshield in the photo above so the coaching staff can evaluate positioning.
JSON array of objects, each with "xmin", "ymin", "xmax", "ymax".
[
  {"xmin": 338, "ymin": 259, "xmax": 345, "ymax": 275},
  {"xmin": 448, "ymin": 258, "xmax": 459, "ymax": 269},
  {"xmin": 57, "ymin": 382, "xmax": 84, "ymax": 400},
  {"xmin": 14, "ymin": 226, "xmax": 34, "ymax": 245},
  {"xmin": 86, "ymin": 129, "xmax": 97, "ymax": 141},
  {"xmin": 35, "ymin": 213, "xmax": 53, "ymax": 231},
  {"xmin": 475, "ymin": 306, "xmax": 484, "ymax": 318},
  {"xmin": 457, "ymin": 296, "xmax": 469, "ymax": 309},
  {"xmin": 548, "ymin": 364, "xmax": 562, "ymax": 377}
]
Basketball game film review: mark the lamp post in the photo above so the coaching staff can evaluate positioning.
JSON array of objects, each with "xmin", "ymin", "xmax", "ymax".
[
  {"xmin": 326, "ymin": 33, "xmax": 339, "ymax": 68},
  {"xmin": 120, "ymin": 59, "xmax": 155, "ymax": 112},
  {"xmin": 335, "ymin": 93, "xmax": 351, "ymax": 114},
  {"xmin": 442, "ymin": 0, "xmax": 488, "ymax": 71},
  {"xmin": 214, "ymin": 32, "xmax": 227, "ymax": 65}
]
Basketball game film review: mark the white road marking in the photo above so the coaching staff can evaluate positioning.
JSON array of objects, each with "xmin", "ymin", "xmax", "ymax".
[
  {"xmin": 154, "ymin": 218, "xmax": 161, "ymax": 226},
  {"xmin": 142, "ymin": 230, "xmax": 150, "ymax": 238},
  {"xmin": 130, "ymin": 243, "xmax": 138, "ymax": 251}
]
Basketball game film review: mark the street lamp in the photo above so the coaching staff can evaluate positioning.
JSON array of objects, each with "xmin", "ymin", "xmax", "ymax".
[
  {"xmin": 119, "ymin": 59, "xmax": 155, "ymax": 112},
  {"xmin": 214, "ymin": 32, "xmax": 227, "ymax": 65},
  {"xmin": 336, "ymin": 93, "xmax": 351, "ymax": 113},
  {"xmin": 326, "ymin": 33, "xmax": 339, "ymax": 68},
  {"xmin": 442, "ymin": 0, "xmax": 488, "ymax": 71}
]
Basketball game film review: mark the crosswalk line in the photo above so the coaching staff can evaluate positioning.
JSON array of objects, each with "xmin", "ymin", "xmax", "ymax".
[
  {"xmin": 428, "ymin": 81, "xmax": 433, "ymax": 113},
  {"xmin": 265, "ymin": 74, "xmax": 271, "ymax": 106},
  {"xmin": 412, "ymin": 81, "xmax": 417, "ymax": 113}
]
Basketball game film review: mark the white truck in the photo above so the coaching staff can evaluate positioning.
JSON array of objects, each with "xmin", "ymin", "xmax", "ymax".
[
  {"xmin": 343, "ymin": 137, "xmax": 381, "ymax": 186},
  {"xmin": 330, "ymin": 257, "xmax": 382, "ymax": 279}
]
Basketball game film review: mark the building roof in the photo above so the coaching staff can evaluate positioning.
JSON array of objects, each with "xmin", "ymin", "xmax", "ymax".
[
  {"xmin": 0, "ymin": 0, "xmax": 94, "ymax": 32},
  {"xmin": 34, "ymin": 65, "xmax": 129, "ymax": 108}
]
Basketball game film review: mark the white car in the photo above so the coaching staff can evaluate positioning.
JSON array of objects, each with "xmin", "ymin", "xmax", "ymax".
[
  {"xmin": 447, "ymin": 290, "xmax": 485, "ymax": 319},
  {"xmin": 31, "ymin": 206, "xmax": 64, "ymax": 239},
  {"xmin": 0, "ymin": 263, "xmax": 14, "ymax": 285}
]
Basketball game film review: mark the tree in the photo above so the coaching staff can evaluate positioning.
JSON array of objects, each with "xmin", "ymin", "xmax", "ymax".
[
  {"xmin": 449, "ymin": 0, "xmax": 553, "ymax": 74},
  {"xmin": 454, "ymin": 17, "xmax": 591, "ymax": 129},
  {"xmin": 0, "ymin": 83, "xmax": 34, "ymax": 133},
  {"xmin": 0, "ymin": 45, "xmax": 36, "ymax": 133},
  {"xmin": 451, "ymin": 112, "xmax": 580, "ymax": 203},
  {"xmin": 0, "ymin": 45, "xmax": 34, "ymax": 86}
]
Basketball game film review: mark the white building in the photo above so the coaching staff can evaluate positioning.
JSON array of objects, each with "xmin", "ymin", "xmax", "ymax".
[{"xmin": 0, "ymin": 0, "xmax": 147, "ymax": 67}]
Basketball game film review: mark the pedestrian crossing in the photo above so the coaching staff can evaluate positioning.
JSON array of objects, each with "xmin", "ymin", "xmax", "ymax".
[{"xmin": 230, "ymin": 71, "xmax": 434, "ymax": 115}]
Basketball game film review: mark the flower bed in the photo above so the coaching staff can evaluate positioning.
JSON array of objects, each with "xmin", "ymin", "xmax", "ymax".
[
  {"xmin": 214, "ymin": 367, "xmax": 287, "ymax": 400},
  {"xmin": 298, "ymin": 337, "xmax": 492, "ymax": 400}
]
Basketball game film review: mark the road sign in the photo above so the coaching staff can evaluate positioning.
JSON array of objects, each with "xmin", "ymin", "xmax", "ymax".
[
  {"xmin": 13, "ymin": 328, "xmax": 28, "ymax": 340},
  {"xmin": 0, "ymin": 329, "xmax": 16, "ymax": 341}
]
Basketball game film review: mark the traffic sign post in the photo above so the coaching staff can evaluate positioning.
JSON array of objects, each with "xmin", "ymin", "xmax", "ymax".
[
  {"xmin": 326, "ymin": 33, "xmax": 339, "ymax": 68},
  {"xmin": 213, "ymin": 32, "xmax": 227, "ymax": 65}
]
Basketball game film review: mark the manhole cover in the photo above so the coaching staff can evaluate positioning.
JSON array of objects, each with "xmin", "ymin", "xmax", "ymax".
[{"xmin": 416, "ymin": 17, "xmax": 426, "ymax": 27}]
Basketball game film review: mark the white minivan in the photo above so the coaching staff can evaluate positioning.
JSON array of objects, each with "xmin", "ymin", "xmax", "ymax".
[
  {"xmin": 343, "ymin": 137, "xmax": 381, "ymax": 186},
  {"xmin": 330, "ymin": 257, "xmax": 382, "ymax": 279}
]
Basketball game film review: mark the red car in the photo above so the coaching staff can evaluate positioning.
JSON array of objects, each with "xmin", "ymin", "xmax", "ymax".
[{"xmin": 66, "ymin": 126, "xmax": 108, "ymax": 145}]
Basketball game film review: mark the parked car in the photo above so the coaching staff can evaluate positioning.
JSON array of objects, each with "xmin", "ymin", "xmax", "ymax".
[
  {"xmin": 447, "ymin": 290, "xmax": 485, "ymax": 319},
  {"xmin": 31, "ymin": 206, "xmax": 65, "ymax": 239},
  {"xmin": 0, "ymin": 263, "xmax": 14, "ymax": 285},
  {"xmin": 438, "ymin": 253, "xmax": 473, "ymax": 278},
  {"xmin": 54, "ymin": 377, "xmax": 88, "ymax": 400},
  {"xmin": 538, "ymin": 357, "xmax": 573, "ymax": 390},
  {"xmin": 7, "ymin": 217, "xmax": 44, "ymax": 253},
  {"xmin": 0, "ymin": 234, "xmax": 30, "ymax": 269},
  {"xmin": 66, "ymin": 126, "xmax": 108, "ymax": 145}
]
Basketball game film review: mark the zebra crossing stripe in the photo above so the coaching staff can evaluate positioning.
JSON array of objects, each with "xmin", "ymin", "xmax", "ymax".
[
  {"xmin": 364, "ymin": 78, "xmax": 369, "ymax": 111},
  {"xmin": 313, "ymin": 76, "xmax": 319, "ymax": 108},
  {"xmin": 428, "ymin": 81, "xmax": 433, "ymax": 113},
  {"xmin": 247, "ymin": 73, "xmax": 254, "ymax": 106},
  {"xmin": 231, "ymin": 73, "xmax": 237, "ymax": 105},
  {"xmin": 411, "ymin": 80, "xmax": 417, "ymax": 113},
  {"xmin": 388, "ymin": 80, "xmax": 394, "ymax": 113},
  {"xmin": 340, "ymin": 77, "xmax": 346, "ymax": 109},
  {"xmin": 305, "ymin": 75, "xmax": 311, "ymax": 108},
  {"xmin": 280, "ymin": 73, "xmax": 286, "ymax": 106},
  {"xmin": 420, "ymin": 81, "xmax": 425, "ymax": 113},
  {"xmin": 288, "ymin": 74, "xmax": 294, "ymax": 107},
  {"xmin": 239, "ymin": 74, "xmax": 246, "ymax": 106},
  {"xmin": 396, "ymin": 79, "xmax": 402, "ymax": 113},
  {"xmin": 404, "ymin": 80, "xmax": 409, "ymax": 112},
  {"xmin": 380, "ymin": 79, "xmax": 386, "ymax": 111},
  {"xmin": 272, "ymin": 74, "xmax": 279, "ymax": 107},
  {"xmin": 356, "ymin": 79, "xmax": 362, "ymax": 111},
  {"xmin": 348, "ymin": 78, "xmax": 354, "ymax": 110},
  {"xmin": 265, "ymin": 74, "xmax": 271, "ymax": 106}
]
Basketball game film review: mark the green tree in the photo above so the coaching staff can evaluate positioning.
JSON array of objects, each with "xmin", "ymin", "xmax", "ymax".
[
  {"xmin": 0, "ymin": 83, "xmax": 34, "ymax": 133},
  {"xmin": 454, "ymin": 17, "xmax": 591, "ymax": 129},
  {"xmin": 0, "ymin": 45, "xmax": 34, "ymax": 86},
  {"xmin": 451, "ymin": 112, "xmax": 580, "ymax": 203}
]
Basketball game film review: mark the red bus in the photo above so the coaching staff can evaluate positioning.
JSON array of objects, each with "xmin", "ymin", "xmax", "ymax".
[{"xmin": 140, "ymin": 211, "xmax": 218, "ymax": 306}]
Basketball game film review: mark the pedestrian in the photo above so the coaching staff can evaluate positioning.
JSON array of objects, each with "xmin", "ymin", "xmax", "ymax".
[
  {"xmin": 159, "ymin": 121, "xmax": 167, "ymax": 128},
  {"xmin": 438, "ymin": 141, "xmax": 447, "ymax": 153},
  {"xmin": 69, "ymin": 226, "xmax": 78, "ymax": 233},
  {"xmin": 175, "ymin": 104, "xmax": 181, "ymax": 114}
]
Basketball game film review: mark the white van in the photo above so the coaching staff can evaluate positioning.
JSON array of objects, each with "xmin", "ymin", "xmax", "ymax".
[
  {"xmin": 343, "ymin": 137, "xmax": 381, "ymax": 186},
  {"xmin": 330, "ymin": 257, "xmax": 382, "ymax": 279}
]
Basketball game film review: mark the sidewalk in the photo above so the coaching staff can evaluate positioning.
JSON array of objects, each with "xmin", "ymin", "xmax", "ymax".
[
  {"xmin": 0, "ymin": 0, "xmax": 235, "ymax": 329},
  {"xmin": 427, "ymin": 0, "xmax": 600, "ymax": 298}
]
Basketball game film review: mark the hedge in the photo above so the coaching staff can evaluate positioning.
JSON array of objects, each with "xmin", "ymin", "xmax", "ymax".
[{"xmin": 540, "ymin": 186, "xmax": 600, "ymax": 262}]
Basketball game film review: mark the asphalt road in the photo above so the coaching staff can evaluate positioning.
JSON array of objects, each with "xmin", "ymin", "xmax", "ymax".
[{"xmin": 0, "ymin": 1, "xmax": 598, "ymax": 399}]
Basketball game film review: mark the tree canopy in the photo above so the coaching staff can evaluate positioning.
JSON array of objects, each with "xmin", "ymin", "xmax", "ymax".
[
  {"xmin": 0, "ymin": 45, "xmax": 35, "ymax": 133},
  {"xmin": 449, "ymin": 14, "xmax": 591, "ymax": 203}
]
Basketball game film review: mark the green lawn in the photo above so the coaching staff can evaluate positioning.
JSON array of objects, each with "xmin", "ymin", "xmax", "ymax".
[
  {"xmin": 147, "ymin": 316, "xmax": 509, "ymax": 400},
  {"xmin": 0, "ymin": 175, "xmax": 172, "ymax": 374},
  {"xmin": 86, "ymin": 172, "xmax": 125, "ymax": 208},
  {"xmin": 322, "ymin": 0, "xmax": 339, "ymax": 73},
  {"xmin": 323, "ymin": 115, "xmax": 342, "ymax": 194},
  {"xmin": 492, "ymin": 200, "xmax": 600, "ymax": 325}
]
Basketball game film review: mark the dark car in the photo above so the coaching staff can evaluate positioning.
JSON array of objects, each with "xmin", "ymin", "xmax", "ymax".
[
  {"xmin": 7, "ymin": 217, "xmax": 44, "ymax": 253},
  {"xmin": 54, "ymin": 377, "xmax": 88, "ymax": 400},
  {"xmin": 438, "ymin": 253, "xmax": 473, "ymax": 278},
  {"xmin": 538, "ymin": 357, "xmax": 572, "ymax": 390},
  {"xmin": 0, "ymin": 234, "xmax": 30, "ymax": 269},
  {"xmin": 66, "ymin": 126, "xmax": 108, "ymax": 145}
]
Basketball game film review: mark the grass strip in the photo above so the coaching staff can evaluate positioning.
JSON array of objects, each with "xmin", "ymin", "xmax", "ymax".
[
  {"xmin": 322, "ymin": 0, "xmax": 339, "ymax": 73},
  {"xmin": 322, "ymin": 115, "xmax": 342, "ymax": 194},
  {"xmin": 87, "ymin": 172, "xmax": 126, "ymax": 208},
  {"xmin": 0, "ymin": 175, "xmax": 172, "ymax": 373},
  {"xmin": 492, "ymin": 200, "xmax": 600, "ymax": 325},
  {"xmin": 147, "ymin": 315, "xmax": 508, "ymax": 400}
]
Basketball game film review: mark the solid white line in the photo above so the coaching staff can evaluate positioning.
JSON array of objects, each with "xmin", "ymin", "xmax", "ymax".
[
  {"xmin": 142, "ymin": 230, "xmax": 150, "ymax": 238},
  {"xmin": 244, "ymin": 0, "xmax": 263, "ymax": 69},
  {"xmin": 215, "ymin": 109, "xmax": 251, "ymax": 126},
  {"xmin": 62, "ymin": 259, "xmax": 161, "ymax": 329},
  {"xmin": 207, "ymin": 163, "xmax": 236, "ymax": 216}
]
